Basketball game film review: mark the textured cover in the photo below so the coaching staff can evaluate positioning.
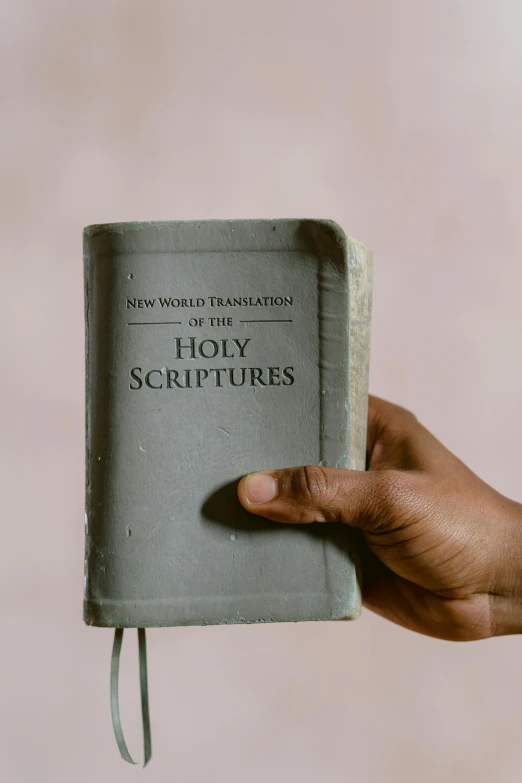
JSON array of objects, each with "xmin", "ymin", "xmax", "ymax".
[{"xmin": 83, "ymin": 219, "xmax": 373, "ymax": 628}]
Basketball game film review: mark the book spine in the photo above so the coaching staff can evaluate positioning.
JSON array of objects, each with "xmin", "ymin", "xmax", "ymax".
[{"xmin": 348, "ymin": 238, "xmax": 373, "ymax": 471}]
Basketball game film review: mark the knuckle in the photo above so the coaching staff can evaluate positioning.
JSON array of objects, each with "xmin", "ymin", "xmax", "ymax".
[
  {"xmin": 392, "ymin": 402, "xmax": 418, "ymax": 423},
  {"xmin": 293, "ymin": 465, "xmax": 334, "ymax": 505},
  {"xmin": 369, "ymin": 395, "xmax": 418, "ymax": 426}
]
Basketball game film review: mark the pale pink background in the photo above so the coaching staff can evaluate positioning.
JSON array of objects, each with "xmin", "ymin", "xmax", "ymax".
[{"xmin": 2, "ymin": 1, "xmax": 522, "ymax": 781}]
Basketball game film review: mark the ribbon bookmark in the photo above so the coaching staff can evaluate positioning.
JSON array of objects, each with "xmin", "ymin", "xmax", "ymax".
[{"xmin": 110, "ymin": 628, "xmax": 152, "ymax": 766}]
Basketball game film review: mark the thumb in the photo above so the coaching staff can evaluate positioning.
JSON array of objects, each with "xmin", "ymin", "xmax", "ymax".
[{"xmin": 237, "ymin": 465, "xmax": 403, "ymax": 531}]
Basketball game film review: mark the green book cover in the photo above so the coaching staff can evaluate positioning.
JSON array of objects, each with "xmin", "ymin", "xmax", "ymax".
[{"xmin": 83, "ymin": 218, "xmax": 372, "ymax": 629}]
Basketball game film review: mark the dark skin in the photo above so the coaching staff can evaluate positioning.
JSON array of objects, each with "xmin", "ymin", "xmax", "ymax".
[{"xmin": 237, "ymin": 395, "xmax": 522, "ymax": 641}]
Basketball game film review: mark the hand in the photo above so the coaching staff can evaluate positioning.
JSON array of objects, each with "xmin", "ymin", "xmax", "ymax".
[{"xmin": 237, "ymin": 395, "xmax": 522, "ymax": 641}]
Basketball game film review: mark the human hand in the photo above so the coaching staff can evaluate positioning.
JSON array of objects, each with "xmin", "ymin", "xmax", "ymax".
[{"xmin": 237, "ymin": 396, "xmax": 522, "ymax": 641}]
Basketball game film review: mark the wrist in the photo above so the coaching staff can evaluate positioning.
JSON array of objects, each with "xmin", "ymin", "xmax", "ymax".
[{"xmin": 490, "ymin": 497, "xmax": 522, "ymax": 636}]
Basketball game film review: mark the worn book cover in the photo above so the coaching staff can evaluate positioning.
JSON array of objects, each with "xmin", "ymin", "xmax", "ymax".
[{"xmin": 83, "ymin": 219, "xmax": 372, "ymax": 628}]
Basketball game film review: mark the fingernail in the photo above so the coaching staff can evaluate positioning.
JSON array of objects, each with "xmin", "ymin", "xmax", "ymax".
[{"xmin": 244, "ymin": 472, "xmax": 278, "ymax": 504}]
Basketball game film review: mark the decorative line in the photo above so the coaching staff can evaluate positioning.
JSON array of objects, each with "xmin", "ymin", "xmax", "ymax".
[
  {"xmin": 239, "ymin": 319, "xmax": 293, "ymax": 323},
  {"xmin": 127, "ymin": 321, "xmax": 182, "ymax": 325}
]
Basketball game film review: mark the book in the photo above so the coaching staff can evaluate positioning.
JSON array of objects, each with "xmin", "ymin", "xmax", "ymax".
[{"xmin": 83, "ymin": 219, "xmax": 373, "ymax": 629}]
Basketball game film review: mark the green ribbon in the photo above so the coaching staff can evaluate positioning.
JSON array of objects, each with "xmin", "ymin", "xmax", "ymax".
[{"xmin": 110, "ymin": 628, "xmax": 152, "ymax": 766}]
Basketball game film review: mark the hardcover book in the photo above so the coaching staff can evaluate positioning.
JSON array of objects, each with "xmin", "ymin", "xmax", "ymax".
[{"xmin": 83, "ymin": 219, "xmax": 373, "ymax": 630}]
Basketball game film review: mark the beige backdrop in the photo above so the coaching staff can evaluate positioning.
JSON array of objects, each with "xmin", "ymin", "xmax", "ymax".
[{"xmin": 2, "ymin": 1, "xmax": 522, "ymax": 781}]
